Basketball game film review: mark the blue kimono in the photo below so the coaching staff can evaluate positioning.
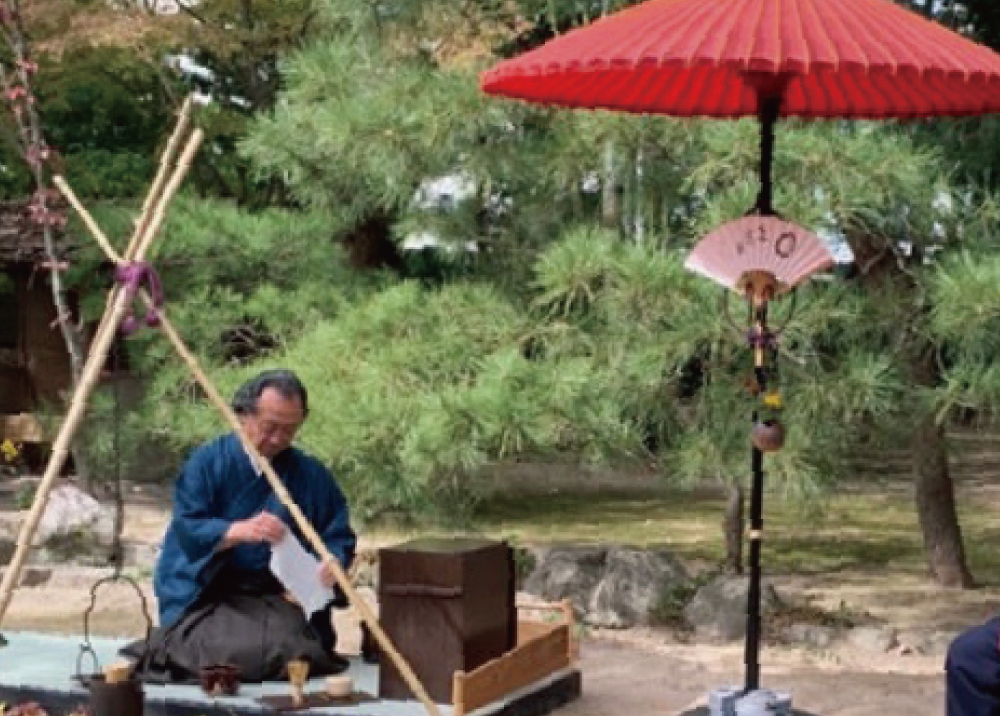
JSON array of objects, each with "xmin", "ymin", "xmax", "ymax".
[{"xmin": 154, "ymin": 432, "xmax": 356, "ymax": 628}]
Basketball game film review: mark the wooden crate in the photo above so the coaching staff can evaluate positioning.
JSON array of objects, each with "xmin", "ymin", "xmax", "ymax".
[{"xmin": 451, "ymin": 601, "xmax": 577, "ymax": 716}]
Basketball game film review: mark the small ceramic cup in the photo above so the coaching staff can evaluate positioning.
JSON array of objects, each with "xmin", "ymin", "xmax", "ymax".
[{"xmin": 325, "ymin": 674, "xmax": 353, "ymax": 698}]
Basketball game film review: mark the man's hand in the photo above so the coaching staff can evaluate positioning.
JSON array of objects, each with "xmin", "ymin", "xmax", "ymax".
[
  {"xmin": 223, "ymin": 511, "xmax": 287, "ymax": 547},
  {"xmin": 318, "ymin": 557, "xmax": 341, "ymax": 589}
]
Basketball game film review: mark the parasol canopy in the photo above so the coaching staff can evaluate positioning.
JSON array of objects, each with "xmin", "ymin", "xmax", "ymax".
[{"xmin": 481, "ymin": 0, "xmax": 1000, "ymax": 119}]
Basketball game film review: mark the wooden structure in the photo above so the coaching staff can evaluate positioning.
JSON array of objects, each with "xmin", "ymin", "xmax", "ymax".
[
  {"xmin": 378, "ymin": 536, "xmax": 579, "ymax": 716},
  {"xmin": 452, "ymin": 600, "xmax": 578, "ymax": 716},
  {"xmin": 0, "ymin": 200, "xmax": 75, "ymax": 427}
]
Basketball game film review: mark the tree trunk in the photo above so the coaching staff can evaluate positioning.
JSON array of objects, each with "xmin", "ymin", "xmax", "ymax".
[
  {"xmin": 911, "ymin": 416, "xmax": 974, "ymax": 587},
  {"xmin": 848, "ymin": 244, "xmax": 975, "ymax": 589},
  {"xmin": 601, "ymin": 140, "xmax": 618, "ymax": 229},
  {"xmin": 634, "ymin": 144, "xmax": 644, "ymax": 245},
  {"xmin": 906, "ymin": 342, "xmax": 975, "ymax": 588},
  {"xmin": 723, "ymin": 481, "xmax": 744, "ymax": 575}
]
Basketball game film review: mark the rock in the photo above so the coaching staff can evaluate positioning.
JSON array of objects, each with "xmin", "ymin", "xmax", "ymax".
[
  {"xmin": 587, "ymin": 546, "xmax": 690, "ymax": 628},
  {"xmin": 522, "ymin": 543, "xmax": 693, "ymax": 628},
  {"xmin": 522, "ymin": 544, "xmax": 608, "ymax": 614},
  {"xmin": 0, "ymin": 566, "xmax": 53, "ymax": 588},
  {"xmin": 896, "ymin": 629, "xmax": 957, "ymax": 658},
  {"xmin": 18, "ymin": 567, "xmax": 53, "ymax": 587},
  {"xmin": 846, "ymin": 626, "xmax": 898, "ymax": 653},
  {"xmin": 683, "ymin": 575, "xmax": 781, "ymax": 642},
  {"xmin": 36, "ymin": 484, "xmax": 112, "ymax": 542},
  {"xmin": 33, "ymin": 484, "xmax": 116, "ymax": 563},
  {"xmin": 785, "ymin": 623, "xmax": 837, "ymax": 649}
]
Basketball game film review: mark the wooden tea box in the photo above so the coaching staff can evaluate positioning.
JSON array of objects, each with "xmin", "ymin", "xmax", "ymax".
[{"xmin": 377, "ymin": 537, "xmax": 517, "ymax": 703}]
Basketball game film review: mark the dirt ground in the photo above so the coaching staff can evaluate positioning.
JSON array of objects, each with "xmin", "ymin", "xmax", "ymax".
[{"xmin": 2, "ymin": 477, "xmax": 994, "ymax": 716}]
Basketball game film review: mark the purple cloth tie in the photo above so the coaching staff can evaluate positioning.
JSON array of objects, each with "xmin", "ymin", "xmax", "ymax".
[{"xmin": 115, "ymin": 261, "xmax": 164, "ymax": 335}]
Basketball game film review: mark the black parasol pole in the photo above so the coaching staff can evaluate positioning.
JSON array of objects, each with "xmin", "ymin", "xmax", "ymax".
[
  {"xmin": 744, "ymin": 301, "xmax": 769, "ymax": 693},
  {"xmin": 755, "ymin": 93, "xmax": 782, "ymax": 217},
  {"xmin": 742, "ymin": 86, "xmax": 782, "ymax": 693}
]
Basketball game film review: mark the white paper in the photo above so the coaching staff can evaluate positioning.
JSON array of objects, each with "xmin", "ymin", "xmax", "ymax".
[{"xmin": 268, "ymin": 532, "xmax": 335, "ymax": 617}]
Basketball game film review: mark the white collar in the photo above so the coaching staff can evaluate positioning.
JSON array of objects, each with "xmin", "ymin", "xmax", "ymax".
[{"xmin": 242, "ymin": 442, "xmax": 265, "ymax": 477}]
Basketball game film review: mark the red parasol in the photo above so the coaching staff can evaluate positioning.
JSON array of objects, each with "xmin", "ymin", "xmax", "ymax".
[
  {"xmin": 481, "ymin": 0, "xmax": 1000, "ymax": 119},
  {"xmin": 481, "ymin": 0, "xmax": 1000, "ymax": 214}
]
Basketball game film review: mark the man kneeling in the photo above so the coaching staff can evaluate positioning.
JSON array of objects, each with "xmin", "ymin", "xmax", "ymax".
[{"xmin": 125, "ymin": 370, "xmax": 355, "ymax": 683}]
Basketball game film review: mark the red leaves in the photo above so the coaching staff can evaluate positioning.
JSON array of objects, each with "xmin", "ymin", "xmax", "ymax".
[
  {"xmin": 4, "ymin": 85, "xmax": 26, "ymax": 102},
  {"xmin": 28, "ymin": 187, "xmax": 67, "ymax": 228}
]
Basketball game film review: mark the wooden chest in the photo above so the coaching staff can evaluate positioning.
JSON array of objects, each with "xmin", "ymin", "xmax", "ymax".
[{"xmin": 377, "ymin": 537, "xmax": 517, "ymax": 703}]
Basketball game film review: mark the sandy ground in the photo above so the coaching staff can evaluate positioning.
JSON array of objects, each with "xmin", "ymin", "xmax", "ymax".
[{"xmin": 1, "ymin": 479, "xmax": 993, "ymax": 716}]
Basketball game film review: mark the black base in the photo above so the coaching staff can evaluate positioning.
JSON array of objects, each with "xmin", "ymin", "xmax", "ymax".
[
  {"xmin": 677, "ymin": 708, "xmax": 821, "ymax": 716},
  {"xmin": 0, "ymin": 670, "xmax": 582, "ymax": 716}
]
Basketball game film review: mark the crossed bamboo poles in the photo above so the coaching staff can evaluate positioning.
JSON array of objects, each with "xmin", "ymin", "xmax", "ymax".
[{"xmin": 0, "ymin": 96, "xmax": 441, "ymax": 716}]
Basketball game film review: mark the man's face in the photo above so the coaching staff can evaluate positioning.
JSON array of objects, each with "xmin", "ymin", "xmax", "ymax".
[{"xmin": 241, "ymin": 387, "xmax": 305, "ymax": 459}]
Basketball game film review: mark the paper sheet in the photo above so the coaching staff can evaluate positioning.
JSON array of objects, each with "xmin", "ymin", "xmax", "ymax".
[{"xmin": 268, "ymin": 532, "xmax": 335, "ymax": 617}]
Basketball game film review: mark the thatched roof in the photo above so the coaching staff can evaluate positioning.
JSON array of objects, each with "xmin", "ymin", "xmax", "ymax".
[{"xmin": 0, "ymin": 199, "xmax": 74, "ymax": 265}]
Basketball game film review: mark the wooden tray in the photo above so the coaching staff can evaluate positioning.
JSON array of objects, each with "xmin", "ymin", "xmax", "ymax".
[{"xmin": 256, "ymin": 691, "xmax": 376, "ymax": 712}]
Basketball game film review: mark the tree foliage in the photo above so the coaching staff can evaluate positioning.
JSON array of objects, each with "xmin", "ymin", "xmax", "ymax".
[{"xmin": 8, "ymin": 0, "xmax": 1000, "ymax": 574}]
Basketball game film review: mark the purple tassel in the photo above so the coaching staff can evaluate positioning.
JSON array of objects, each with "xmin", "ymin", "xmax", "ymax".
[{"xmin": 115, "ymin": 261, "xmax": 164, "ymax": 335}]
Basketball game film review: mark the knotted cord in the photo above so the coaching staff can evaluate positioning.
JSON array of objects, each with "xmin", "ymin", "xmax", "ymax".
[{"xmin": 115, "ymin": 261, "xmax": 163, "ymax": 335}]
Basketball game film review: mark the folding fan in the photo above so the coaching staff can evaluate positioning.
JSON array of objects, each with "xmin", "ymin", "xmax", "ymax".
[{"xmin": 685, "ymin": 216, "xmax": 835, "ymax": 300}]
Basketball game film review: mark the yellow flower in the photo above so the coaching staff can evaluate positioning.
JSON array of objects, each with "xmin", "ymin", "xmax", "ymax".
[
  {"xmin": 1, "ymin": 439, "xmax": 20, "ymax": 463},
  {"xmin": 762, "ymin": 391, "xmax": 783, "ymax": 410}
]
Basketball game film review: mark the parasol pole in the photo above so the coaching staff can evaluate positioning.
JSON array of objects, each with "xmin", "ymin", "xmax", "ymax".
[
  {"xmin": 742, "ymin": 82, "xmax": 783, "ymax": 694},
  {"xmin": 744, "ymin": 298, "xmax": 769, "ymax": 694},
  {"xmin": 755, "ymin": 93, "xmax": 782, "ymax": 217}
]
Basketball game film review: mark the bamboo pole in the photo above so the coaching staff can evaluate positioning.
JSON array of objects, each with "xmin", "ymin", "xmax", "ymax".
[
  {"xmin": 66, "ymin": 127, "xmax": 206, "ymax": 380},
  {"xmin": 0, "ymin": 129, "xmax": 204, "ymax": 628},
  {"xmin": 80, "ymin": 94, "xmax": 194, "ymax": 353},
  {"xmin": 129, "ymin": 129, "xmax": 203, "ymax": 262},
  {"xmin": 52, "ymin": 176, "xmax": 122, "ymax": 265},
  {"xmin": 146, "ymin": 297, "xmax": 443, "ymax": 716},
  {"xmin": 134, "ymin": 95, "xmax": 194, "ymax": 252}
]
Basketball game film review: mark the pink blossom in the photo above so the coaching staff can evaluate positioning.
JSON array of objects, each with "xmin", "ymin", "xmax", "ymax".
[{"xmin": 25, "ymin": 143, "xmax": 50, "ymax": 167}]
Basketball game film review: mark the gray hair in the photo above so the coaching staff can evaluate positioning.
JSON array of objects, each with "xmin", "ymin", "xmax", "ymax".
[{"xmin": 232, "ymin": 369, "xmax": 309, "ymax": 416}]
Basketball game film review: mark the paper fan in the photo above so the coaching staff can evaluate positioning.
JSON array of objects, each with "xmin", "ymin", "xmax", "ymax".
[{"xmin": 685, "ymin": 216, "xmax": 835, "ymax": 298}]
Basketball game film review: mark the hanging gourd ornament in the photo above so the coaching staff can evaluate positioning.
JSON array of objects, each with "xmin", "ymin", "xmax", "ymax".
[{"xmin": 752, "ymin": 390, "xmax": 786, "ymax": 453}]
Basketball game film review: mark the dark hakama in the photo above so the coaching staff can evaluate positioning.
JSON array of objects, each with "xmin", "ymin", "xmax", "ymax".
[{"xmin": 124, "ymin": 569, "xmax": 347, "ymax": 683}]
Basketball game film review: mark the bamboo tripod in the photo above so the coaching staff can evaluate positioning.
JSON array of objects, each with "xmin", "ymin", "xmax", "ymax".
[{"xmin": 0, "ymin": 96, "xmax": 441, "ymax": 716}]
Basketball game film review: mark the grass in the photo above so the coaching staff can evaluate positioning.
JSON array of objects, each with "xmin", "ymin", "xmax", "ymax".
[{"xmin": 459, "ymin": 482, "xmax": 1000, "ymax": 585}]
